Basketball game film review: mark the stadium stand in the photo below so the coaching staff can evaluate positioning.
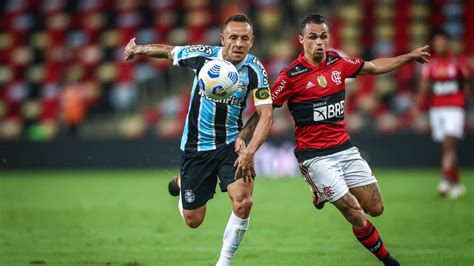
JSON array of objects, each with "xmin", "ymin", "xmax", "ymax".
[{"xmin": 0, "ymin": 0, "xmax": 472, "ymax": 141}]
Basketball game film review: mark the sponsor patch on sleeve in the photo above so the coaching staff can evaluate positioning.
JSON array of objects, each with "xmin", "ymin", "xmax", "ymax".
[{"xmin": 253, "ymin": 87, "xmax": 272, "ymax": 106}]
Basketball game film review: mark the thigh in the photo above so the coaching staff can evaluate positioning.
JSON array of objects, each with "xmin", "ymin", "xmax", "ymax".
[
  {"xmin": 341, "ymin": 147, "xmax": 377, "ymax": 189},
  {"xmin": 216, "ymin": 142, "xmax": 239, "ymax": 192},
  {"xmin": 444, "ymin": 107, "xmax": 465, "ymax": 139},
  {"xmin": 180, "ymin": 150, "xmax": 219, "ymax": 210},
  {"xmin": 300, "ymin": 156, "xmax": 348, "ymax": 204},
  {"xmin": 349, "ymin": 182, "xmax": 383, "ymax": 214},
  {"xmin": 429, "ymin": 108, "xmax": 445, "ymax": 142},
  {"xmin": 341, "ymin": 148, "xmax": 383, "ymax": 215}
]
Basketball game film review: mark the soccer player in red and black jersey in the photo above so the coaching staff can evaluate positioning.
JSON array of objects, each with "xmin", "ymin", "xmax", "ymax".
[
  {"xmin": 414, "ymin": 29, "xmax": 473, "ymax": 199},
  {"xmin": 238, "ymin": 14, "xmax": 430, "ymax": 265}
]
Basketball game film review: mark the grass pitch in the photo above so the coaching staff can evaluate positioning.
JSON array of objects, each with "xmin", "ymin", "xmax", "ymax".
[{"xmin": 1, "ymin": 169, "xmax": 473, "ymax": 266}]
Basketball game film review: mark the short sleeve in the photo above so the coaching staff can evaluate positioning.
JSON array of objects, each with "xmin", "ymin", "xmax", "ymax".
[
  {"xmin": 248, "ymin": 56, "xmax": 270, "ymax": 89},
  {"xmin": 247, "ymin": 56, "xmax": 271, "ymax": 106},
  {"xmin": 171, "ymin": 45, "xmax": 218, "ymax": 69},
  {"xmin": 341, "ymin": 57, "xmax": 365, "ymax": 79},
  {"xmin": 270, "ymin": 71, "xmax": 291, "ymax": 108}
]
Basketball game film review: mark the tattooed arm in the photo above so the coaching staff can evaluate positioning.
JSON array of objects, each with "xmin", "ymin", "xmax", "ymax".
[
  {"xmin": 124, "ymin": 38, "xmax": 174, "ymax": 61},
  {"xmin": 239, "ymin": 112, "xmax": 259, "ymax": 143},
  {"xmin": 234, "ymin": 105, "xmax": 273, "ymax": 181}
]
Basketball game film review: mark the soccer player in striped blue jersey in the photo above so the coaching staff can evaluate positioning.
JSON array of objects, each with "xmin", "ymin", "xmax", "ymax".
[{"xmin": 124, "ymin": 14, "xmax": 273, "ymax": 266}]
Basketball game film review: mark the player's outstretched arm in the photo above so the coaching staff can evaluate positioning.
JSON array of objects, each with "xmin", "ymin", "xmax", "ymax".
[
  {"xmin": 234, "ymin": 104, "xmax": 273, "ymax": 182},
  {"xmin": 359, "ymin": 45, "xmax": 431, "ymax": 75},
  {"xmin": 124, "ymin": 37, "xmax": 174, "ymax": 61}
]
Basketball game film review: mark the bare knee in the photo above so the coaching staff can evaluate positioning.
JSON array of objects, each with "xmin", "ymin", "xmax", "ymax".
[
  {"xmin": 366, "ymin": 203, "xmax": 384, "ymax": 217},
  {"xmin": 184, "ymin": 215, "xmax": 204, "ymax": 229},
  {"xmin": 334, "ymin": 193, "xmax": 366, "ymax": 228},
  {"xmin": 183, "ymin": 208, "xmax": 205, "ymax": 229},
  {"xmin": 232, "ymin": 197, "xmax": 253, "ymax": 218}
]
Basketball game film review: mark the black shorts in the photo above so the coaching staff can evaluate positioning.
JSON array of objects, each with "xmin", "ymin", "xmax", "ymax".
[{"xmin": 179, "ymin": 142, "xmax": 238, "ymax": 210}]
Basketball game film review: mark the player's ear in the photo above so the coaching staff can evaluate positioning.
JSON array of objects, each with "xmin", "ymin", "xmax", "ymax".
[
  {"xmin": 298, "ymin": 34, "xmax": 304, "ymax": 44},
  {"xmin": 248, "ymin": 35, "xmax": 255, "ymax": 48},
  {"xmin": 220, "ymin": 33, "xmax": 224, "ymax": 46}
]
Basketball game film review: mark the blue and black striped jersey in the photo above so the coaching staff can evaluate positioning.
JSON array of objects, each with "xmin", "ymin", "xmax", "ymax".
[{"xmin": 171, "ymin": 45, "xmax": 270, "ymax": 152}]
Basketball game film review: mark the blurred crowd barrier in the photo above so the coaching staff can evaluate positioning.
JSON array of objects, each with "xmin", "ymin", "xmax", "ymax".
[
  {"xmin": 1, "ymin": 133, "xmax": 472, "ymax": 169},
  {"xmin": 1, "ymin": 0, "xmax": 473, "ymax": 141}
]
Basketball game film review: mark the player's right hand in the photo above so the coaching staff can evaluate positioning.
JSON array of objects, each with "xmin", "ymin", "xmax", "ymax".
[
  {"xmin": 234, "ymin": 137, "xmax": 246, "ymax": 155},
  {"xmin": 124, "ymin": 37, "xmax": 137, "ymax": 60}
]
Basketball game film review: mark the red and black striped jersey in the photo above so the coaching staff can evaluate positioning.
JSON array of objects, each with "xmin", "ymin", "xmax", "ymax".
[
  {"xmin": 421, "ymin": 53, "xmax": 472, "ymax": 108},
  {"xmin": 271, "ymin": 51, "xmax": 364, "ymax": 162}
]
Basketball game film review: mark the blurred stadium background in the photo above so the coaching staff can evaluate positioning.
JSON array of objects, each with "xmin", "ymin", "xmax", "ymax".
[
  {"xmin": 1, "ymin": 1, "xmax": 473, "ymax": 265},
  {"xmin": 0, "ymin": 0, "xmax": 473, "ymax": 171}
]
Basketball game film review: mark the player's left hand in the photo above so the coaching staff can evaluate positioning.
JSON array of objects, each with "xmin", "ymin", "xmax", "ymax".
[
  {"xmin": 124, "ymin": 37, "xmax": 137, "ymax": 60},
  {"xmin": 410, "ymin": 45, "xmax": 431, "ymax": 64}
]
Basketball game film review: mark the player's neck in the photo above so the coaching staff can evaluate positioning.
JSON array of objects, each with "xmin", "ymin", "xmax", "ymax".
[
  {"xmin": 304, "ymin": 53, "xmax": 326, "ymax": 66},
  {"xmin": 436, "ymin": 51, "xmax": 449, "ymax": 57}
]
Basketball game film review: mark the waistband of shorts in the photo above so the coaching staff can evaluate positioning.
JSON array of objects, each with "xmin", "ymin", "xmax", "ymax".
[{"xmin": 294, "ymin": 140, "xmax": 354, "ymax": 163}]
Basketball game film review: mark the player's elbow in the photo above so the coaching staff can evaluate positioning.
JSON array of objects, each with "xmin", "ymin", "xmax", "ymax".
[{"xmin": 365, "ymin": 61, "xmax": 385, "ymax": 75}]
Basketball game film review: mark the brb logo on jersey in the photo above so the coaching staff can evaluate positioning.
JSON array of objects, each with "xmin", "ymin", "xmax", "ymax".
[{"xmin": 312, "ymin": 100, "xmax": 345, "ymax": 122}]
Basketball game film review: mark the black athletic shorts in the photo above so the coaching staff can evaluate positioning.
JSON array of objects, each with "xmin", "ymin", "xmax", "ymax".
[{"xmin": 179, "ymin": 142, "xmax": 238, "ymax": 210}]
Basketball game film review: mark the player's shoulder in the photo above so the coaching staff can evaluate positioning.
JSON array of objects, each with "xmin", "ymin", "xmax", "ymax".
[
  {"xmin": 279, "ymin": 57, "xmax": 311, "ymax": 79},
  {"xmin": 327, "ymin": 49, "xmax": 365, "ymax": 67},
  {"xmin": 244, "ymin": 53, "xmax": 265, "ymax": 68},
  {"xmin": 327, "ymin": 49, "xmax": 343, "ymax": 60},
  {"xmin": 454, "ymin": 53, "xmax": 470, "ymax": 64},
  {"xmin": 244, "ymin": 53, "xmax": 268, "ymax": 75}
]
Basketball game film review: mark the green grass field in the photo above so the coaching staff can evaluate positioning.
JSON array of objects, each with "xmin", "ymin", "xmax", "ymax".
[{"xmin": 1, "ymin": 169, "xmax": 473, "ymax": 266}]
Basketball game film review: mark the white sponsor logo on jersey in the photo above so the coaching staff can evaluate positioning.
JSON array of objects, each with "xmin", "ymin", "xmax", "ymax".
[
  {"xmin": 313, "ymin": 100, "xmax": 345, "ymax": 122},
  {"xmin": 306, "ymin": 81, "xmax": 315, "ymax": 89},
  {"xmin": 185, "ymin": 45, "xmax": 213, "ymax": 54},
  {"xmin": 272, "ymin": 79, "xmax": 286, "ymax": 99},
  {"xmin": 289, "ymin": 66, "xmax": 310, "ymax": 76},
  {"xmin": 343, "ymin": 57, "xmax": 360, "ymax": 64},
  {"xmin": 433, "ymin": 81, "xmax": 459, "ymax": 95}
]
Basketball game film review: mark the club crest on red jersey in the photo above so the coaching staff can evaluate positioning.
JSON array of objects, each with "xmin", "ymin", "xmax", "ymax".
[
  {"xmin": 331, "ymin": 71, "xmax": 342, "ymax": 85},
  {"xmin": 317, "ymin": 75, "xmax": 327, "ymax": 88}
]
